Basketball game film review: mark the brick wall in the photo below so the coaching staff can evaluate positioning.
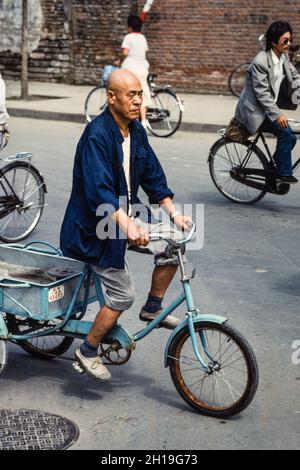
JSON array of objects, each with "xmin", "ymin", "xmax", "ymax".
[
  {"xmin": 137, "ymin": 0, "xmax": 300, "ymax": 93},
  {"xmin": 71, "ymin": 0, "xmax": 137, "ymax": 84},
  {"xmin": 0, "ymin": 0, "xmax": 300, "ymax": 93}
]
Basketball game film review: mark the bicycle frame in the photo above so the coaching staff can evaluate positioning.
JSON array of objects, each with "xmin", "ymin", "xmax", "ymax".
[
  {"xmin": 237, "ymin": 129, "xmax": 300, "ymax": 174},
  {"xmin": 0, "ymin": 156, "xmax": 32, "ymax": 210}
]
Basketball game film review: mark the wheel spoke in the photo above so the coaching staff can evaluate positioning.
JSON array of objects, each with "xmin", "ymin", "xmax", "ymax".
[
  {"xmin": 148, "ymin": 90, "xmax": 182, "ymax": 137},
  {"xmin": 0, "ymin": 164, "xmax": 44, "ymax": 241},
  {"xmin": 85, "ymin": 86, "xmax": 107, "ymax": 122},
  {"xmin": 210, "ymin": 139, "xmax": 267, "ymax": 203},
  {"xmin": 6, "ymin": 315, "xmax": 73, "ymax": 359}
]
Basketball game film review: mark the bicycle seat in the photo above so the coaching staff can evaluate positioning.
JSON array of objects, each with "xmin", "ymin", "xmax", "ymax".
[{"xmin": 147, "ymin": 73, "xmax": 157, "ymax": 84}]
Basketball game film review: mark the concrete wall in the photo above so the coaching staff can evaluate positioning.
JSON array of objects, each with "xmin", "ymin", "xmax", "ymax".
[
  {"xmin": 0, "ymin": 0, "xmax": 72, "ymax": 82},
  {"xmin": 0, "ymin": 0, "xmax": 43, "ymax": 53}
]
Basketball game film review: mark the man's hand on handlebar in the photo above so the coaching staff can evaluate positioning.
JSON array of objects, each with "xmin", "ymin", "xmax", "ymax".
[
  {"xmin": 172, "ymin": 214, "xmax": 193, "ymax": 232},
  {"xmin": 127, "ymin": 220, "xmax": 149, "ymax": 247}
]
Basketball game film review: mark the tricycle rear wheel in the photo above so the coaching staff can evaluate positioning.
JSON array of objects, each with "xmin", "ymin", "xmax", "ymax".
[{"xmin": 6, "ymin": 315, "xmax": 74, "ymax": 360}]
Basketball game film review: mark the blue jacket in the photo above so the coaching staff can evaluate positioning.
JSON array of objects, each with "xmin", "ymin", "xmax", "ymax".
[{"xmin": 60, "ymin": 108, "xmax": 174, "ymax": 268}]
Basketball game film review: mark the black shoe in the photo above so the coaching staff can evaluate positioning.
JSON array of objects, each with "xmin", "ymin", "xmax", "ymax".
[{"xmin": 276, "ymin": 175, "xmax": 298, "ymax": 184}]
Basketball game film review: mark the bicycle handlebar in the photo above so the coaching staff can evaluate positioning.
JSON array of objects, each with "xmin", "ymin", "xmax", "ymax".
[{"xmin": 148, "ymin": 221, "xmax": 196, "ymax": 247}]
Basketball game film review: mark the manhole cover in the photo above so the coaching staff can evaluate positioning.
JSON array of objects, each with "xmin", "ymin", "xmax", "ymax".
[{"xmin": 0, "ymin": 409, "xmax": 79, "ymax": 450}]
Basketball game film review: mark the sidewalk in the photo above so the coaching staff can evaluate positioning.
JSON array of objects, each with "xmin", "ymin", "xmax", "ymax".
[{"xmin": 5, "ymin": 80, "xmax": 300, "ymax": 132}]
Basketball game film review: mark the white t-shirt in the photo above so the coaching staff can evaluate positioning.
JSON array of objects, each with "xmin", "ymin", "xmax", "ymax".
[
  {"xmin": 271, "ymin": 50, "xmax": 285, "ymax": 102},
  {"xmin": 122, "ymin": 134, "xmax": 132, "ymax": 216},
  {"xmin": 0, "ymin": 73, "xmax": 9, "ymax": 125},
  {"xmin": 121, "ymin": 33, "xmax": 149, "ymax": 70}
]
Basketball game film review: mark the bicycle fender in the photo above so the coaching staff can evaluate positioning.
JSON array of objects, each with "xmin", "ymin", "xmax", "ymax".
[
  {"xmin": 34, "ymin": 168, "xmax": 48, "ymax": 193},
  {"xmin": 164, "ymin": 314, "xmax": 227, "ymax": 367},
  {"xmin": 0, "ymin": 316, "xmax": 8, "ymax": 339},
  {"xmin": 207, "ymin": 137, "xmax": 225, "ymax": 162}
]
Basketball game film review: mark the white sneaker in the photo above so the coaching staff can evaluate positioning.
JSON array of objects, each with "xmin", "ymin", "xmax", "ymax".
[
  {"xmin": 74, "ymin": 348, "xmax": 111, "ymax": 382},
  {"xmin": 139, "ymin": 308, "xmax": 180, "ymax": 330}
]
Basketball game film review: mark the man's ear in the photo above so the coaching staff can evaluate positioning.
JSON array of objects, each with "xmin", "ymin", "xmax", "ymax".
[{"xmin": 107, "ymin": 90, "xmax": 116, "ymax": 105}]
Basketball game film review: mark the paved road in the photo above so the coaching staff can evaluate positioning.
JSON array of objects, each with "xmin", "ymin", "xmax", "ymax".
[{"xmin": 1, "ymin": 118, "xmax": 300, "ymax": 450}]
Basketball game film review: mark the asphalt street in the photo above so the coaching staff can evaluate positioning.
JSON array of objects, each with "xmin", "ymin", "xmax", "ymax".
[{"xmin": 0, "ymin": 117, "xmax": 299, "ymax": 450}]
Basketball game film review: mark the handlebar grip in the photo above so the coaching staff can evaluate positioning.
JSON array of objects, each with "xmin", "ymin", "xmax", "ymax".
[{"xmin": 148, "ymin": 221, "xmax": 196, "ymax": 246}]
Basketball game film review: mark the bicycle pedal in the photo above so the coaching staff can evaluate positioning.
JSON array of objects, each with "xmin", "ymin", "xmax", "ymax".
[{"xmin": 72, "ymin": 361, "xmax": 85, "ymax": 374}]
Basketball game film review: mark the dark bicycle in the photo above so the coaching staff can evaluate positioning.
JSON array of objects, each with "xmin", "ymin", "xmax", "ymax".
[
  {"xmin": 0, "ymin": 152, "xmax": 47, "ymax": 241},
  {"xmin": 208, "ymin": 119, "xmax": 300, "ymax": 204}
]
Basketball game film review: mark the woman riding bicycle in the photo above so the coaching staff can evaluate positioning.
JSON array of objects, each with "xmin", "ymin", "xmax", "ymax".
[
  {"xmin": 121, "ymin": 14, "xmax": 151, "ymax": 131},
  {"xmin": 232, "ymin": 20, "xmax": 300, "ymax": 184},
  {"xmin": 0, "ymin": 72, "xmax": 9, "ymax": 150}
]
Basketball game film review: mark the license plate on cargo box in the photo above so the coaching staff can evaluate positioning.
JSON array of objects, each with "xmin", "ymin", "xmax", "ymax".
[{"xmin": 48, "ymin": 286, "xmax": 64, "ymax": 302}]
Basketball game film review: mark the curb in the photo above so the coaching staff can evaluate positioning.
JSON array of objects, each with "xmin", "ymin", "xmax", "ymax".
[
  {"xmin": 7, "ymin": 107, "xmax": 225, "ymax": 134},
  {"xmin": 7, "ymin": 107, "xmax": 85, "ymax": 124},
  {"xmin": 179, "ymin": 122, "xmax": 225, "ymax": 134}
]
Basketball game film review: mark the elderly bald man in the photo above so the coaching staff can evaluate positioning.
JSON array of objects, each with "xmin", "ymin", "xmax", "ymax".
[{"xmin": 60, "ymin": 69, "xmax": 190, "ymax": 382}]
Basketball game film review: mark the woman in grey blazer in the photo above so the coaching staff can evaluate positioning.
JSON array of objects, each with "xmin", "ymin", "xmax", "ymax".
[{"xmin": 235, "ymin": 21, "xmax": 300, "ymax": 184}]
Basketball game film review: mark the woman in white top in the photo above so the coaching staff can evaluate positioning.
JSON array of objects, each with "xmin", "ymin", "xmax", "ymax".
[
  {"xmin": 121, "ymin": 15, "xmax": 151, "ymax": 130},
  {"xmin": 0, "ymin": 73, "xmax": 9, "ymax": 149}
]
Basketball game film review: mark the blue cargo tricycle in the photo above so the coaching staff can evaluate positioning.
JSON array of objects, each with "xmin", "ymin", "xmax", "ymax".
[{"xmin": 0, "ymin": 223, "xmax": 259, "ymax": 418}]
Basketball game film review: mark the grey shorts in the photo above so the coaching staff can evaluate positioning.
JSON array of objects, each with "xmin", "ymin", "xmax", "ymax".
[
  {"xmin": 92, "ymin": 259, "xmax": 135, "ymax": 312},
  {"xmin": 92, "ymin": 219, "xmax": 185, "ymax": 311}
]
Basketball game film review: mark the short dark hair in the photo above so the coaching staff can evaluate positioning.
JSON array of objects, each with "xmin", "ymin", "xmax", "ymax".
[
  {"xmin": 265, "ymin": 21, "xmax": 293, "ymax": 51},
  {"xmin": 127, "ymin": 14, "xmax": 143, "ymax": 32}
]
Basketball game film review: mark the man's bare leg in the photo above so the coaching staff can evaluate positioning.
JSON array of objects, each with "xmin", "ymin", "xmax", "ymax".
[
  {"xmin": 140, "ymin": 265, "xmax": 179, "ymax": 329},
  {"xmin": 87, "ymin": 267, "xmax": 176, "ymax": 345},
  {"xmin": 86, "ymin": 305, "xmax": 123, "ymax": 347},
  {"xmin": 75, "ymin": 305, "xmax": 122, "ymax": 381},
  {"xmin": 149, "ymin": 265, "xmax": 177, "ymax": 297}
]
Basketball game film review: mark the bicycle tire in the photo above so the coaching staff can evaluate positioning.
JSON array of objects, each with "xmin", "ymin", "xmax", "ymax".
[
  {"xmin": 147, "ymin": 88, "xmax": 182, "ymax": 138},
  {"xmin": 0, "ymin": 337, "xmax": 8, "ymax": 376},
  {"xmin": 228, "ymin": 63, "xmax": 250, "ymax": 97},
  {"xmin": 84, "ymin": 85, "xmax": 107, "ymax": 123},
  {"xmin": 168, "ymin": 321, "xmax": 259, "ymax": 418},
  {"xmin": 0, "ymin": 161, "xmax": 46, "ymax": 242},
  {"xmin": 209, "ymin": 137, "xmax": 268, "ymax": 204},
  {"xmin": 6, "ymin": 314, "xmax": 74, "ymax": 360}
]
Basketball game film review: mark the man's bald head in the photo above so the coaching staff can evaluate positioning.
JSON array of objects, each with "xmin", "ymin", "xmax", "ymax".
[
  {"xmin": 106, "ymin": 69, "xmax": 143, "ymax": 124},
  {"xmin": 107, "ymin": 69, "xmax": 141, "ymax": 94}
]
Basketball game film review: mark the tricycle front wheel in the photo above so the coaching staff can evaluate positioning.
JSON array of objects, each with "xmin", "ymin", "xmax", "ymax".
[
  {"xmin": 168, "ymin": 321, "xmax": 259, "ymax": 418},
  {"xmin": 6, "ymin": 315, "xmax": 74, "ymax": 360}
]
